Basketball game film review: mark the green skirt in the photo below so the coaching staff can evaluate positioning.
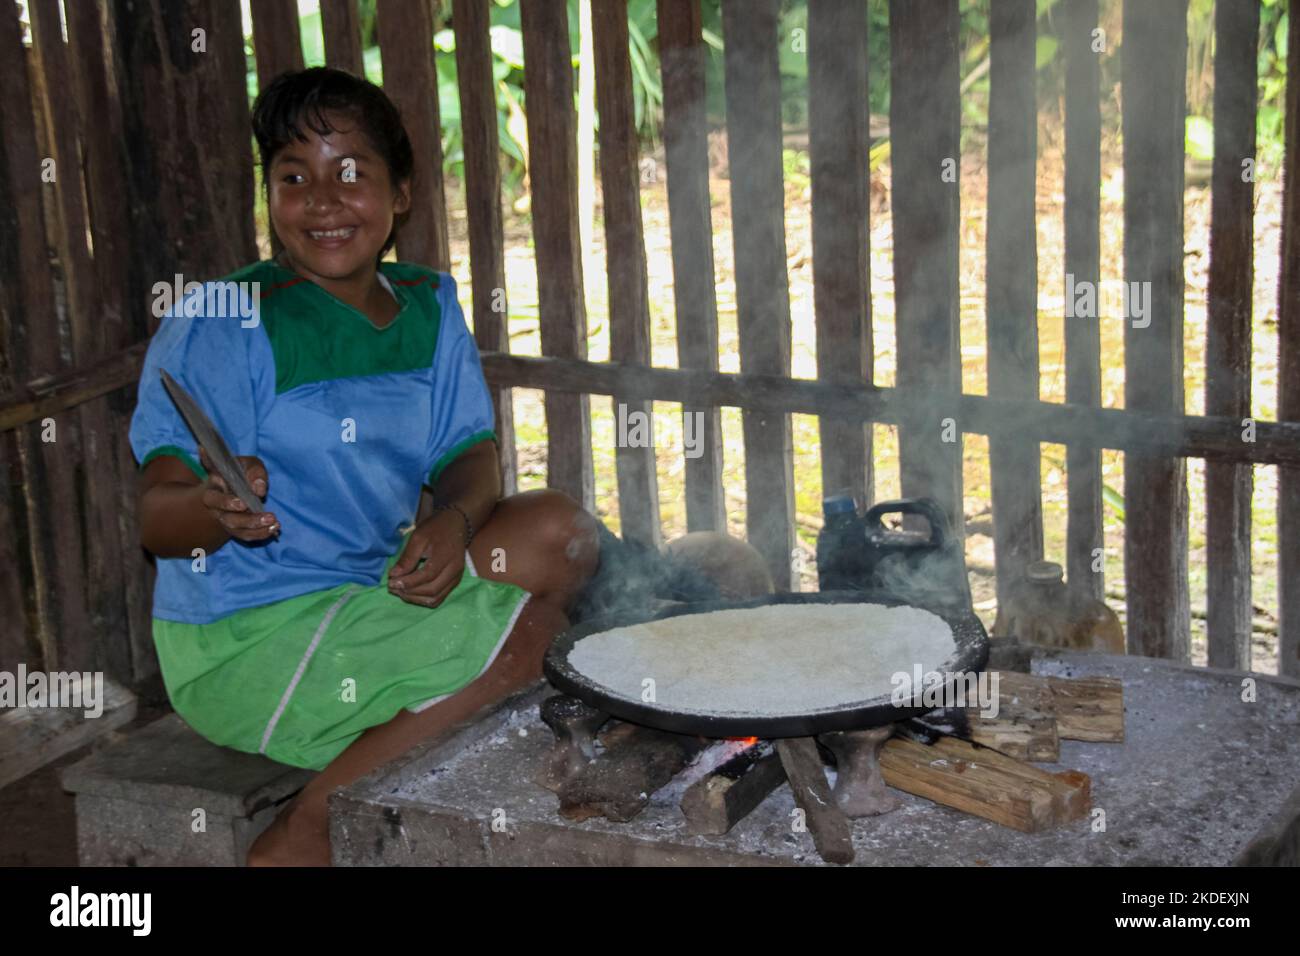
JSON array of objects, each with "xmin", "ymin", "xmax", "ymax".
[{"xmin": 152, "ymin": 544, "xmax": 532, "ymax": 771}]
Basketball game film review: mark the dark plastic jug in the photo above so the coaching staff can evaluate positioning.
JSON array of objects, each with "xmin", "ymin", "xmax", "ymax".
[{"xmin": 817, "ymin": 495, "xmax": 971, "ymax": 607}]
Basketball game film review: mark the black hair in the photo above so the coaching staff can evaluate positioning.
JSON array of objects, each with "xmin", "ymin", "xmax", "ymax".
[{"xmin": 251, "ymin": 67, "xmax": 414, "ymax": 261}]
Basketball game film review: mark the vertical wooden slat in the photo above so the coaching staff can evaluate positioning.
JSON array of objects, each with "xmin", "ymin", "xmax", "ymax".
[
  {"xmin": 721, "ymin": 0, "xmax": 796, "ymax": 589},
  {"xmin": 1062, "ymin": 0, "xmax": 1104, "ymax": 602},
  {"xmin": 251, "ymin": 0, "xmax": 305, "ymax": 89},
  {"xmin": 808, "ymin": 0, "xmax": 872, "ymax": 513},
  {"xmin": 66, "ymin": 0, "xmax": 157, "ymax": 683},
  {"xmin": 987, "ymin": 0, "xmax": 1043, "ymax": 604},
  {"xmin": 0, "ymin": 3, "xmax": 90, "ymax": 672},
  {"xmin": 1122, "ymin": 0, "xmax": 1190, "ymax": 661},
  {"xmin": 889, "ymin": 0, "xmax": 964, "ymax": 534},
  {"xmin": 1278, "ymin": 0, "xmax": 1300, "ymax": 677},
  {"xmin": 321, "ymin": 0, "xmax": 366, "ymax": 76},
  {"xmin": 0, "ymin": 435, "xmax": 32, "ymax": 672},
  {"xmin": 1205, "ymin": 0, "xmax": 1258, "ymax": 671},
  {"xmin": 377, "ymin": 0, "xmax": 450, "ymax": 270},
  {"xmin": 66, "ymin": 0, "xmax": 130, "ymax": 357},
  {"xmin": 29, "ymin": 0, "xmax": 131, "ymax": 681},
  {"xmin": 520, "ymin": 0, "xmax": 595, "ymax": 509},
  {"xmin": 657, "ymin": 0, "xmax": 725, "ymax": 533},
  {"xmin": 111, "ymin": 0, "xmax": 257, "ymax": 337},
  {"xmin": 592, "ymin": 0, "xmax": 661, "ymax": 548},
  {"xmin": 453, "ymin": 0, "xmax": 517, "ymax": 497}
]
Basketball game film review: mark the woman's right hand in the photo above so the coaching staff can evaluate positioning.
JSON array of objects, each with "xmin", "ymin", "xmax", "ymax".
[{"xmin": 198, "ymin": 446, "xmax": 279, "ymax": 541}]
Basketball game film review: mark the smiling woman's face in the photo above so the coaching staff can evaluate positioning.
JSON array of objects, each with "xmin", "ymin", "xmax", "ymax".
[{"xmin": 267, "ymin": 111, "xmax": 411, "ymax": 284}]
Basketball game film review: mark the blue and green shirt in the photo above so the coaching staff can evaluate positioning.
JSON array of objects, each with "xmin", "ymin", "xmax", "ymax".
[{"xmin": 129, "ymin": 260, "xmax": 497, "ymax": 625}]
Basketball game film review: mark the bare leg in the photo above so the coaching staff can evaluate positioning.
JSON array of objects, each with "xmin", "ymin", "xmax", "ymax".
[{"xmin": 247, "ymin": 490, "xmax": 599, "ymax": 866}]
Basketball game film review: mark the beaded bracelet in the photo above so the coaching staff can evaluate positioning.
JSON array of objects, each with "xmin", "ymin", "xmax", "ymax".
[{"xmin": 432, "ymin": 502, "xmax": 475, "ymax": 546}]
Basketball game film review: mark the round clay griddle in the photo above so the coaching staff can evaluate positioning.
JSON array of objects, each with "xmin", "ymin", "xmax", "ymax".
[{"xmin": 543, "ymin": 590, "xmax": 990, "ymax": 738}]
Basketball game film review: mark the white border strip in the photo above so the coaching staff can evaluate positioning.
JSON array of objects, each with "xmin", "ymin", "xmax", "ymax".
[
  {"xmin": 259, "ymin": 586, "xmax": 360, "ymax": 754},
  {"xmin": 407, "ymin": 589, "xmax": 532, "ymax": 715}
]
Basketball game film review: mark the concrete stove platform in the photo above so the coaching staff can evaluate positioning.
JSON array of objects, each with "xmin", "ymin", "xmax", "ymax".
[{"xmin": 330, "ymin": 650, "xmax": 1300, "ymax": 866}]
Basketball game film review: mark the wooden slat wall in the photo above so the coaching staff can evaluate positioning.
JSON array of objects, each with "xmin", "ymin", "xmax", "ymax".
[
  {"xmin": 251, "ymin": 0, "xmax": 305, "ymax": 89},
  {"xmin": 1062, "ymin": 0, "xmax": 1104, "ymax": 601},
  {"xmin": 1205, "ymin": 1, "xmax": 1258, "ymax": 671},
  {"xmin": 720, "ymin": 0, "xmax": 796, "ymax": 589},
  {"xmin": 1279, "ymin": 0, "xmax": 1300, "ymax": 677},
  {"xmin": 808, "ymin": 0, "xmax": 872, "ymax": 513},
  {"xmin": 986, "ymin": 0, "xmax": 1043, "ymax": 602},
  {"xmin": 453, "ymin": 0, "xmax": 518, "ymax": 497},
  {"xmin": 0, "ymin": 4, "xmax": 90, "ymax": 672},
  {"xmin": 29, "ymin": 0, "xmax": 130, "ymax": 681},
  {"xmin": 519, "ymin": 0, "xmax": 595, "ymax": 509},
  {"xmin": 321, "ymin": 0, "xmax": 366, "ymax": 77},
  {"xmin": 66, "ymin": 0, "xmax": 156, "ymax": 682},
  {"xmin": 377, "ymin": 0, "xmax": 450, "ymax": 270},
  {"xmin": 889, "ymin": 0, "xmax": 964, "ymax": 536},
  {"xmin": 1122, "ymin": 0, "xmax": 1191, "ymax": 661},
  {"xmin": 656, "ymin": 0, "xmax": 725, "ymax": 533},
  {"xmin": 592, "ymin": 0, "xmax": 662, "ymax": 548}
]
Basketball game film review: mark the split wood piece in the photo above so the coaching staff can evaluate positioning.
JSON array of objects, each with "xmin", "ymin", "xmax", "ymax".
[
  {"xmin": 966, "ymin": 708, "xmax": 1059, "ymax": 762},
  {"xmin": 818, "ymin": 726, "xmax": 901, "ymax": 818},
  {"xmin": 536, "ymin": 694, "xmax": 609, "ymax": 792},
  {"xmin": 680, "ymin": 741, "xmax": 785, "ymax": 836},
  {"xmin": 775, "ymin": 737, "xmax": 854, "ymax": 865},
  {"xmin": 557, "ymin": 724, "xmax": 708, "ymax": 823},
  {"xmin": 996, "ymin": 671, "xmax": 1124, "ymax": 742},
  {"xmin": 964, "ymin": 676, "xmax": 1059, "ymax": 761},
  {"xmin": 879, "ymin": 735, "xmax": 1090, "ymax": 833}
]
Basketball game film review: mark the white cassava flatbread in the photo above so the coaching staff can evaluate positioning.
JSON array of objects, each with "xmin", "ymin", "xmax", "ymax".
[{"xmin": 566, "ymin": 602, "xmax": 957, "ymax": 717}]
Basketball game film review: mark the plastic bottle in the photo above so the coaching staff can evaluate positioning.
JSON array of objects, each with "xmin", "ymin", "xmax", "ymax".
[{"xmin": 817, "ymin": 493, "xmax": 868, "ymax": 592}]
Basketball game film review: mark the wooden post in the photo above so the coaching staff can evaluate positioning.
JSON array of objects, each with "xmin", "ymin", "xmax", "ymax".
[
  {"xmin": 1062, "ymin": 0, "xmax": 1104, "ymax": 601},
  {"xmin": 251, "ymin": 0, "xmax": 305, "ymax": 90},
  {"xmin": 657, "ymin": 0, "xmax": 725, "ymax": 533},
  {"xmin": 592, "ymin": 0, "xmax": 662, "ymax": 549},
  {"xmin": 808, "ymin": 0, "xmax": 872, "ymax": 514},
  {"xmin": 0, "ymin": 4, "xmax": 90, "ymax": 672},
  {"xmin": 453, "ymin": 0, "xmax": 518, "ymax": 496},
  {"xmin": 721, "ymin": 0, "xmax": 796, "ymax": 589},
  {"xmin": 321, "ymin": 0, "xmax": 366, "ymax": 77},
  {"xmin": 889, "ymin": 0, "xmax": 964, "ymax": 536},
  {"xmin": 520, "ymin": 0, "xmax": 595, "ymax": 509},
  {"xmin": 377, "ymin": 0, "xmax": 450, "ymax": 270},
  {"xmin": 986, "ymin": 0, "xmax": 1043, "ymax": 605},
  {"xmin": 1206, "ymin": 0, "xmax": 1258, "ymax": 671},
  {"xmin": 1279, "ymin": 0, "xmax": 1300, "ymax": 677},
  {"xmin": 1122, "ymin": 0, "xmax": 1190, "ymax": 661}
]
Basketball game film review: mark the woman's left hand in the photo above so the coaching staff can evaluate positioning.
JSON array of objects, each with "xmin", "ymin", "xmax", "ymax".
[{"xmin": 387, "ymin": 509, "xmax": 469, "ymax": 609}]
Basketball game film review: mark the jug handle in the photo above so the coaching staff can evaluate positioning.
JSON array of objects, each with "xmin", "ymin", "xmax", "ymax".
[{"xmin": 862, "ymin": 498, "xmax": 950, "ymax": 550}]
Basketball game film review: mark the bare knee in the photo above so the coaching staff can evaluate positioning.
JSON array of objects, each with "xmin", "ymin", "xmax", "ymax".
[{"xmin": 507, "ymin": 489, "xmax": 600, "ymax": 602}]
